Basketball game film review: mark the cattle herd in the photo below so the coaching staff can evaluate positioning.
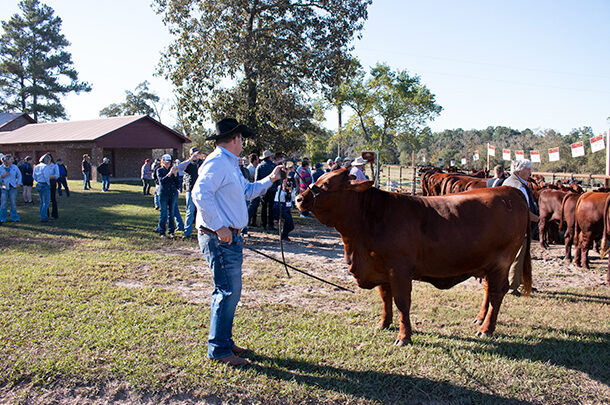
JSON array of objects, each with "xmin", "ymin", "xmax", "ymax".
[{"xmin": 294, "ymin": 167, "xmax": 609, "ymax": 346}]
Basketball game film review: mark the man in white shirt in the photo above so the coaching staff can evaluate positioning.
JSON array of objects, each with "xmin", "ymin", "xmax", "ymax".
[
  {"xmin": 0, "ymin": 154, "xmax": 22, "ymax": 223},
  {"xmin": 192, "ymin": 118, "xmax": 284, "ymax": 366},
  {"xmin": 33, "ymin": 154, "xmax": 55, "ymax": 222},
  {"xmin": 349, "ymin": 157, "xmax": 368, "ymax": 181}
]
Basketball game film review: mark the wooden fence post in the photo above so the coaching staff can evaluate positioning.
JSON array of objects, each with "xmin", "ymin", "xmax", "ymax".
[{"xmin": 412, "ymin": 166, "xmax": 417, "ymax": 195}]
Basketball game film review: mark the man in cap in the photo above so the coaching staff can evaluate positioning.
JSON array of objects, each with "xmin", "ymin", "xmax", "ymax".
[
  {"xmin": 192, "ymin": 118, "xmax": 285, "ymax": 366},
  {"xmin": 176, "ymin": 147, "xmax": 205, "ymax": 239},
  {"xmin": 0, "ymin": 154, "xmax": 22, "ymax": 224},
  {"xmin": 156, "ymin": 154, "xmax": 180, "ymax": 237},
  {"xmin": 97, "ymin": 157, "xmax": 111, "ymax": 192},
  {"xmin": 254, "ymin": 149, "xmax": 278, "ymax": 231}
]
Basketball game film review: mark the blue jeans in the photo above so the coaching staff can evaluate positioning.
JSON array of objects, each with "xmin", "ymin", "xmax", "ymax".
[
  {"xmin": 0, "ymin": 187, "xmax": 19, "ymax": 222},
  {"xmin": 247, "ymin": 197, "xmax": 260, "ymax": 226},
  {"xmin": 36, "ymin": 183, "xmax": 51, "ymax": 221},
  {"xmin": 83, "ymin": 172, "xmax": 90, "ymax": 189},
  {"xmin": 279, "ymin": 205, "xmax": 294, "ymax": 239},
  {"xmin": 173, "ymin": 190, "xmax": 184, "ymax": 231},
  {"xmin": 184, "ymin": 190, "xmax": 196, "ymax": 236},
  {"xmin": 101, "ymin": 175, "xmax": 110, "ymax": 191},
  {"xmin": 157, "ymin": 192, "xmax": 176, "ymax": 235},
  {"xmin": 198, "ymin": 232, "xmax": 243, "ymax": 359}
]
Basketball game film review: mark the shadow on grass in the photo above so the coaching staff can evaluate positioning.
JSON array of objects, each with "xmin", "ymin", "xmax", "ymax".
[
  {"xmin": 249, "ymin": 354, "xmax": 531, "ymax": 404},
  {"xmin": 537, "ymin": 290, "xmax": 610, "ymax": 305},
  {"xmin": 424, "ymin": 329, "xmax": 610, "ymax": 387}
]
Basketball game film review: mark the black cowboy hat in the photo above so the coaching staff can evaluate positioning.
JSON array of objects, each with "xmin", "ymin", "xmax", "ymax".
[{"xmin": 205, "ymin": 118, "xmax": 254, "ymax": 141}]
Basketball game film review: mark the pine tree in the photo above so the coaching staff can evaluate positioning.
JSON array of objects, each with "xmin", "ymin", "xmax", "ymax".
[{"xmin": 0, "ymin": 0, "xmax": 91, "ymax": 121}]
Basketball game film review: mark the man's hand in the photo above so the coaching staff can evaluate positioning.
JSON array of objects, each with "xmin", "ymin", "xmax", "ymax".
[
  {"xmin": 270, "ymin": 165, "xmax": 286, "ymax": 183},
  {"xmin": 216, "ymin": 226, "xmax": 233, "ymax": 243}
]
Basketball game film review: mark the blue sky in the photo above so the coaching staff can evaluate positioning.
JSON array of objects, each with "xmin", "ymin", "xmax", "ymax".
[{"xmin": 2, "ymin": 0, "xmax": 609, "ymax": 136}]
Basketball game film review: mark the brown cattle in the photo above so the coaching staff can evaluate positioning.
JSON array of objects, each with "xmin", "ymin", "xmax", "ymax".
[
  {"xmin": 574, "ymin": 192, "xmax": 610, "ymax": 268},
  {"xmin": 560, "ymin": 193, "xmax": 580, "ymax": 262},
  {"xmin": 538, "ymin": 189, "xmax": 568, "ymax": 249},
  {"xmin": 295, "ymin": 169, "xmax": 532, "ymax": 345},
  {"xmin": 598, "ymin": 197, "xmax": 610, "ymax": 285}
]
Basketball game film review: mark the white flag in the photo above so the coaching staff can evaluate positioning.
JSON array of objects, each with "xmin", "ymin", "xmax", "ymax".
[
  {"xmin": 549, "ymin": 147, "xmax": 560, "ymax": 162},
  {"xmin": 571, "ymin": 141, "xmax": 585, "ymax": 157},
  {"xmin": 530, "ymin": 150, "xmax": 541, "ymax": 163},
  {"xmin": 515, "ymin": 150, "xmax": 524, "ymax": 161},
  {"xmin": 450, "ymin": 159, "xmax": 455, "ymax": 167},
  {"xmin": 473, "ymin": 151, "xmax": 479, "ymax": 161},
  {"xmin": 460, "ymin": 157, "xmax": 466, "ymax": 165},
  {"xmin": 421, "ymin": 155, "xmax": 426, "ymax": 162},
  {"xmin": 488, "ymin": 145, "xmax": 496, "ymax": 157},
  {"xmin": 590, "ymin": 134, "xmax": 605, "ymax": 153},
  {"xmin": 503, "ymin": 149, "xmax": 511, "ymax": 161}
]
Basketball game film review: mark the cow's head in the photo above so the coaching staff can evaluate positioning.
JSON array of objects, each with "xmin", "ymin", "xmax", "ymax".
[{"xmin": 295, "ymin": 168, "xmax": 373, "ymax": 225}]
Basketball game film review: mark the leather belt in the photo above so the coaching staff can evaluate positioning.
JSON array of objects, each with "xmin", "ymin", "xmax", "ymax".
[{"xmin": 199, "ymin": 226, "xmax": 241, "ymax": 236}]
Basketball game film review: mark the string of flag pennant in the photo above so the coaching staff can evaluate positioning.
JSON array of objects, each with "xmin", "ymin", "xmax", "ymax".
[{"xmin": 422, "ymin": 133, "xmax": 607, "ymax": 165}]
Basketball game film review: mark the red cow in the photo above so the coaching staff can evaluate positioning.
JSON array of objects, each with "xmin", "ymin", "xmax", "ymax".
[
  {"xmin": 538, "ymin": 189, "xmax": 568, "ymax": 249},
  {"xmin": 295, "ymin": 169, "xmax": 532, "ymax": 345},
  {"xmin": 574, "ymin": 192, "xmax": 610, "ymax": 268}
]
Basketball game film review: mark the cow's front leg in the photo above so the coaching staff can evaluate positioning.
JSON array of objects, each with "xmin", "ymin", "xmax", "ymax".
[
  {"xmin": 377, "ymin": 283, "xmax": 393, "ymax": 329},
  {"xmin": 389, "ymin": 271, "xmax": 413, "ymax": 346}
]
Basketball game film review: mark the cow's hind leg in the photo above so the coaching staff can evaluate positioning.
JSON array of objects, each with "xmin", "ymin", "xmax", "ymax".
[
  {"xmin": 377, "ymin": 283, "xmax": 393, "ymax": 329},
  {"xmin": 476, "ymin": 273, "xmax": 508, "ymax": 338},
  {"xmin": 473, "ymin": 278, "xmax": 489, "ymax": 325}
]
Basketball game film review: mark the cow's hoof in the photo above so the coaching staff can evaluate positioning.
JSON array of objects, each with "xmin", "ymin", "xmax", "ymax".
[
  {"xmin": 394, "ymin": 338, "xmax": 412, "ymax": 346},
  {"xmin": 564, "ymin": 257, "xmax": 572, "ymax": 264},
  {"xmin": 475, "ymin": 330, "xmax": 493, "ymax": 338},
  {"xmin": 473, "ymin": 318, "xmax": 484, "ymax": 325},
  {"xmin": 377, "ymin": 322, "xmax": 392, "ymax": 330}
]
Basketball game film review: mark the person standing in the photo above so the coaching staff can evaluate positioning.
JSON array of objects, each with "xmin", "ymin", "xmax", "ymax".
[
  {"xmin": 33, "ymin": 154, "xmax": 55, "ymax": 222},
  {"xmin": 0, "ymin": 154, "xmax": 22, "ymax": 224},
  {"xmin": 274, "ymin": 176, "xmax": 295, "ymax": 241},
  {"xmin": 56, "ymin": 158, "xmax": 70, "ymax": 197},
  {"xmin": 177, "ymin": 147, "xmax": 204, "ymax": 239},
  {"xmin": 503, "ymin": 159, "xmax": 539, "ymax": 296},
  {"xmin": 486, "ymin": 165, "xmax": 505, "ymax": 187},
  {"xmin": 98, "ymin": 157, "xmax": 111, "ymax": 192},
  {"xmin": 18, "ymin": 156, "xmax": 34, "ymax": 204},
  {"xmin": 192, "ymin": 118, "xmax": 285, "ymax": 366},
  {"xmin": 48, "ymin": 155, "xmax": 60, "ymax": 219},
  {"xmin": 141, "ymin": 159, "xmax": 154, "ymax": 195},
  {"xmin": 82, "ymin": 154, "xmax": 92, "ymax": 190},
  {"xmin": 151, "ymin": 158, "xmax": 161, "ymax": 209},
  {"xmin": 312, "ymin": 162, "xmax": 325, "ymax": 182},
  {"xmin": 156, "ymin": 154, "xmax": 180, "ymax": 238},
  {"xmin": 247, "ymin": 153, "xmax": 260, "ymax": 227},
  {"xmin": 255, "ymin": 150, "xmax": 278, "ymax": 231},
  {"xmin": 349, "ymin": 157, "xmax": 368, "ymax": 180}
]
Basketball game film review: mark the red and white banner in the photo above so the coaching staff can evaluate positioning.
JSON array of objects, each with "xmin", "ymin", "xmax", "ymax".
[
  {"xmin": 515, "ymin": 150, "xmax": 524, "ymax": 161},
  {"xmin": 549, "ymin": 147, "xmax": 560, "ymax": 162},
  {"xmin": 571, "ymin": 141, "xmax": 585, "ymax": 157},
  {"xmin": 530, "ymin": 150, "xmax": 541, "ymax": 163},
  {"xmin": 590, "ymin": 134, "xmax": 605, "ymax": 153},
  {"xmin": 460, "ymin": 157, "xmax": 466, "ymax": 165},
  {"xmin": 488, "ymin": 144, "xmax": 495, "ymax": 157},
  {"xmin": 503, "ymin": 149, "xmax": 511, "ymax": 161},
  {"xmin": 473, "ymin": 151, "xmax": 479, "ymax": 161}
]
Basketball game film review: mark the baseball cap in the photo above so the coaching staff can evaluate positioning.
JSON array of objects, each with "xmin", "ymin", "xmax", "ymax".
[
  {"xmin": 189, "ymin": 147, "xmax": 199, "ymax": 155},
  {"xmin": 161, "ymin": 154, "xmax": 172, "ymax": 162}
]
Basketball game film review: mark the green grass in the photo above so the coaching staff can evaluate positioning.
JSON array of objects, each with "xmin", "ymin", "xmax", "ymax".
[{"xmin": 1, "ymin": 180, "xmax": 609, "ymax": 404}]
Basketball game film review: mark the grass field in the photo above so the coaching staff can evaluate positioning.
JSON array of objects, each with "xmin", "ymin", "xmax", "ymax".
[{"xmin": 0, "ymin": 180, "xmax": 609, "ymax": 404}]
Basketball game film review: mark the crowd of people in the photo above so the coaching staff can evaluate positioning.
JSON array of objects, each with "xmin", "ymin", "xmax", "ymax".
[{"xmin": 0, "ymin": 152, "xmax": 113, "ymax": 224}]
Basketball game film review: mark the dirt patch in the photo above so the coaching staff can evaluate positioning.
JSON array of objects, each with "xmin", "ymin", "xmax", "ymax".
[
  {"xmin": 0, "ymin": 381, "xmax": 221, "ymax": 405},
  {"xmin": 114, "ymin": 220, "xmax": 609, "ymax": 311}
]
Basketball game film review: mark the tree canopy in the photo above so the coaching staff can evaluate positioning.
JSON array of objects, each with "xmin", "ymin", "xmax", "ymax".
[
  {"xmin": 154, "ymin": 0, "xmax": 372, "ymax": 153},
  {"xmin": 0, "ymin": 0, "xmax": 91, "ymax": 121},
  {"xmin": 99, "ymin": 81, "xmax": 162, "ymax": 121}
]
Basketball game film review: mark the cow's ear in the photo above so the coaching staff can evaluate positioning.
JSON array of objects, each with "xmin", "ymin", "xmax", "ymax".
[{"xmin": 346, "ymin": 180, "xmax": 374, "ymax": 192}]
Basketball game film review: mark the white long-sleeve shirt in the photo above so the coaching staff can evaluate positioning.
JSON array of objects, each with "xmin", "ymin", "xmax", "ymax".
[{"xmin": 192, "ymin": 146, "xmax": 273, "ymax": 231}]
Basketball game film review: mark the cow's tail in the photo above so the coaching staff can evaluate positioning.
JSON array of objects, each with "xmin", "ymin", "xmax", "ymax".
[
  {"xmin": 600, "ymin": 195, "xmax": 610, "ymax": 259},
  {"xmin": 522, "ymin": 214, "xmax": 533, "ymax": 296},
  {"xmin": 559, "ymin": 193, "xmax": 570, "ymax": 231}
]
